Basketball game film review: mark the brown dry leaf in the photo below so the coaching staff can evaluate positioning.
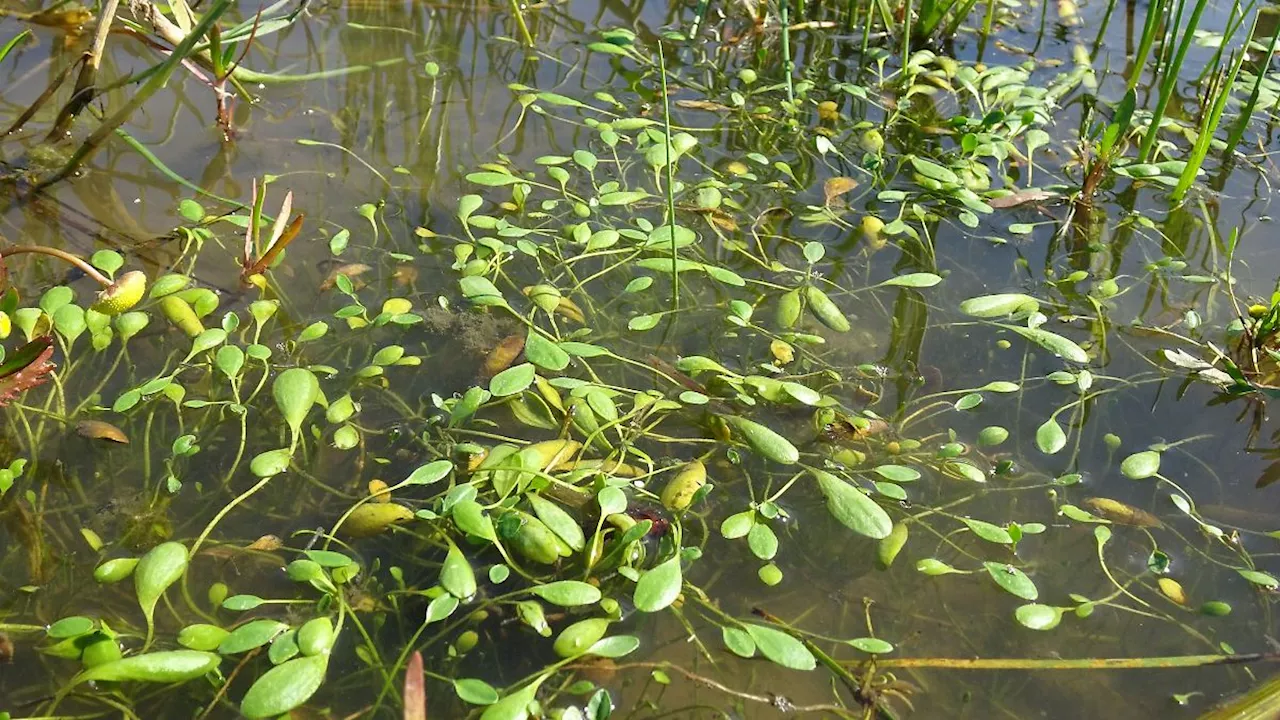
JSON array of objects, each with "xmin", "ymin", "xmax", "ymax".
[
  {"xmin": 481, "ymin": 333, "xmax": 525, "ymax": 379},
  {"xmin": 75, "ymin": 420, "xmax": 129, "ymax": 444},
  {"xmin": 707, "ymin": 210, "xmax": 740, "ymax": 232},
  {"xmin": 320, "ymin": 263, "xmax": 372, "ymax": 291},
  {"xmin": 822, "ymin": 417, "xmax": 889, "ymax": 443},
  {"xmin": 987, "ymin": 189, "xmax": 1058, "ymax": 209},
  {"xmin": 392, "ymin": 265, "xmax": 419, "ymax": 287},
  {"xmin": 245, "ymin": 535, "xmax": 283, "ymax": 552},
  {"xmin": 404, "ymin": 651, "xmax": 427, "ymax": 720},
  {"xmin": 26, "ymin": 6, "xmax": 92, "ymax": 32},
  {"xmin": 823, "ymin": 177, "xmax": 858, "ymax": 206},
  {"xmin": 555, "ymin": 297, "xmax": 586, "ymax": 325},
  {"xmin": 675, "ymin": 99, "xmax": 733, "ymax": 113},
  {"xmin": 0, "ymin": 632, "xmax": 12, "ymax": 663},
  {"xmin": 1083, "ymin": 497, "xmax": 1162, "ymax": 527},
  {"xmin": 368, "ymin": 479, "xmax": 392, "ymax": 503}
]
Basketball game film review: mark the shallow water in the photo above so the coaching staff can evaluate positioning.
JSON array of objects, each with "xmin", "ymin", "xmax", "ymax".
[{"xmin": 3, "ymin": 0, "xmax": 1280, "ymax": 716}]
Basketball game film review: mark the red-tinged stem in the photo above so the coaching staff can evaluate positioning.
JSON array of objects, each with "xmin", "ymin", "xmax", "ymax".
[{"xmin": 1, "ymin": 245, "xmax": 112, "ymax": 287}]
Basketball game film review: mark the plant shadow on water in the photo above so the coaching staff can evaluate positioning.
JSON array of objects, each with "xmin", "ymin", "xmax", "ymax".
[{"xmin": 4, "ymin": 0, "xmax": 1280, "ymax": 716}]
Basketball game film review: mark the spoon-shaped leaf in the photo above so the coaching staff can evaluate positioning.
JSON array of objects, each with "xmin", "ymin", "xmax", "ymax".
[
  {"xmin": 1120, "ymin": 450, "xmax": 1161, "ymax": 479},
  {"xmin": 634, "ymin": 555, "xmax": 682, "ymax": 612},
  {"xmin": 958, "ymin": 293, "xmax": 1039, "ymax": 318},
  {"xmin": 743, "ymin": 624, "xmax": 816, "ymax": 670},
  {"xmin": 984, "ymin": 561, "xmax": 1038, "ymax": 600},
  {"xmin": 249, "ymin": 448, "xmax": 292, "ymax": 478},
  {"xmin": 240, "ymin": 654, "xmax": 329, "ymax": 719},
  {"xmin": 878, "ymin": 272, "xmax": 942, "ymax": 288},
  {"xmin": 1015, "ymin": 604, "xmax": 1063, "ymax": 630},
  {"xmin": 1035, "ymin": 418, "xmax": 1067, "ymax": 455},
  {"xmin": 722, "ymin": 415, "xmax": 799, "ymax": 465},
  {"xmin": 440, "ymin": 541, "xmax": 477, "ymax": 600},
  {"xmin": 134, "ymin": 542, "xmax": 188, "ymax": 646},
  {"xmin": 273, "ymin": 368, "xmax": 320, "ymax": 439},
  {"xmin": 480, "ymin": 676, "xmax": 545, "ymax": 720},
  {"xmin": 73, "ymin": 650, "xmax": 219, "ymax": 685},
  {"xmin": 812, "ymin": 469, "xmax": 892, "ymax": 539},
  {"xmin": 1002, "ymin": 325, "xmax": 1088, "ymax": 364}
]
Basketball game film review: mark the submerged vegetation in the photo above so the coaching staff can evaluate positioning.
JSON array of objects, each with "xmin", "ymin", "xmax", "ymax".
[{"xmin": 3, "ymin": 0, "xmax": 1280, "ymax": 716}]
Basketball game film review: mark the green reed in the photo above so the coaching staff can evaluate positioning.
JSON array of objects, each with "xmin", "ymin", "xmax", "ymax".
[{"xmin": 1136, "ymin": 0, "xmax": 1211, "ymax": 162}]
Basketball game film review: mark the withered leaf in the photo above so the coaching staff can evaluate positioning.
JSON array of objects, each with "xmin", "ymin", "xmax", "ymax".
[
  {"xmin": 368, "ymin": 479, "xmax": 392, "ymax": 503},
  {"xmin": 986, "ymin": 189, "xmax": 1058, "ymax": 209},
  {"xmin": 481, "ymin": 334, "xmax": 525, "ymax": 379},
  {"xmin": 75, "ymin": 420, "xmax": 129, "ymax": 444},
  {"xmin": 244, "ymin": 535, "xmax": 283, "ymax": 552},
  {"xmin": 823, "ymin": 177, "xmax": 858, "ymax": 206},
  {"xmin": 0, "ymin": 337, "xmax": 55, "ymax": 408},
  {"xmin": 675, "ymin": 99, "xmax": 733, "ymax": 112},
  {"xmin": 320, "ymin": 263, "xmax": 372, "ymax": 291},
  {"xmin": 555, "ymin": 297, "xmax": 586, "ymax": 325},
  {"xmin": 1082, "ymin": 497, "xmax": 1162, "ymax": 527}
]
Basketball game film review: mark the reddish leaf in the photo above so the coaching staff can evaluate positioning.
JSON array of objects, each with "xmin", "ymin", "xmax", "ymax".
[
  {"xmin": 0, "ymin": 337, "xmax": 55, "ymax": 407},
  {"xmin": 404, "ymin": 651, "xmax": 426, "ymax": 720}
]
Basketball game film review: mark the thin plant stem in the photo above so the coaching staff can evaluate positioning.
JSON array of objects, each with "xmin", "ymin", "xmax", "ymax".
[
  {"xmin": 508, "ymin": 0, "xmax": 533, "ymax": 46},
  {"xmin": 780, "ymin": 0, "xmax": 794, "ymax": 104},
  {"xmin": 658, "ymin": 40, "xmax": 679, "ymax": 310},
  {"xmin": 1, "ymin": 246, "xmax": 112, "ymax": 286}
]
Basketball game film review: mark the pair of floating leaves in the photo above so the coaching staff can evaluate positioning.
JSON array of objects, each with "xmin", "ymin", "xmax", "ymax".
[{"xmin": 723, "ymin": 623, "xmax": 816, "ymax": 671}]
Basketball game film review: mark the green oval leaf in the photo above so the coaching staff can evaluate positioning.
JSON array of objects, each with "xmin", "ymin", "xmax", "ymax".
[
  {"xmin": 249, "ymin": 448, "xmax": 292, "ymax": 478},
  {"xmin": 634, "ymin": 556, "xmax": 682, "ymax": 612},
  {"xmin": 1015, "ymin": 604, "xmax": 1063, "ymax": 630},
  {"xmin": 480, "ymin": 677, "xmax": 544, "ymax": 720},
  {"xmin": 722, "ymin": 415, "xmax": 799, "ymax": 465},
  {"xmin": 872, "ymin": 464, "xmax": 921, "ymax": 482},
  {"xmin": 440, "ymin": 542, "xmax": 477, "ymax": 600},
  {"xmin": 218, "ymin": 619, "xmax": 289, "ymax": 655},
  {"xmin": 240, "ymin": 654, "xmax": 329, "ymax": 718},
  {"xmin": 879, "ymin": 272, "xmax": 942, "ymax": 288},
  {"xmin": 812, "ymin": 470, "xmax": 892, "ymax": 540},
  {"xmin": 273, "ymin": 368, "xmax": 320, "ymax": 437},
  {"xmin": 958, "ymin": 293, "xmax": 1040, "ymax": 318},
  {"xmin": 743, "ymin": 624, "xmax": 815, "ymax": 671},
  {"xmin": 1036, "ymin": 418, "xmax": 1067, "ymax": 455},
  {"xmin": 528, "ymin": 495, "xmax": 586, "ymax": 552},
  {"xmin": 1120, "ymin": 450, "xmax": 1161, "ymax": 479},
  {"xmin": 455, "ymin": 678, "xmax": 501, "ymax": 705},
  {"xmin": 585, "ymin": 634, "xmax": 639, "ymax": 660},
  {"xmin": 847, "ymin": 637, "xmax": 895, "ymax": 654},
  {"xmin": 530, "ymin": 580, "xmax": 601, "ymax": 607},
  {"xmin": 134, "ymin": 542, "xmax": 188, "ymax": 635},
  {"xmin": 984, "ymin": 561, "xmax": 1038, "ymax": 600},
  {"xmin": 75, "ymin": 650, "xmax": 219, "ymax": 685},
  {"xmin": 490, "ymin": 363, "xmax": 536, "ymax": 397},
  {"xmin": 1004, "ymin": 325, "xmax": 1088, "ymax": 364}
]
